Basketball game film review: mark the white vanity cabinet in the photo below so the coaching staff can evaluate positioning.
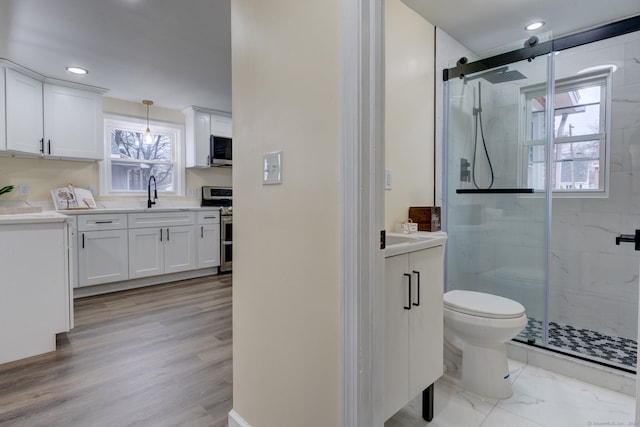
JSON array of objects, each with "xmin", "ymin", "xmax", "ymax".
[
  {"xmin": 196, "ymin": 211, "xmax": 221, "ymax": 268},
  {"xmin": 77, "ymin": 214, "xmax": 129, "ymax": 287},
  {"xmin": 43, "ymin": 83, "xmax": 104, "ymax": 160},
  {"xmin": 183, "ymin": 106, "xmax": 232, "ymax": 167},
  {"xmin": 5, "ymin": 68, "xmax": 44, "ymax": 155},
  {"xmin": 384, "ymin": 244, "xmax": 444, "ymax": 421},
  {"xmin": 2, "ymin": 66, "xmax": 104, "ymax": 160},
  {"xmin": 128, "ymin": 211, "xmax": 196, "ymax": 279}
]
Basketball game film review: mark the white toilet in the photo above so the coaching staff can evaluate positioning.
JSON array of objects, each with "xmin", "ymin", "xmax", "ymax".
[{"xmin": 443, "ymin": 290, "xmax": 527, "ymax": 399}]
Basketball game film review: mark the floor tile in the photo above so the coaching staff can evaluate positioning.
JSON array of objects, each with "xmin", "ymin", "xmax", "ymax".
[{"xmin": 498, "ymin": 364, "xmax": 635, "ymax": 426}]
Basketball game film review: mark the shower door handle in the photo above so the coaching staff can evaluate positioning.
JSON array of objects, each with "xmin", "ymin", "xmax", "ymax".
[{"xmin": 615, "ymin": 230, "xmax": 640, "ymax": 251}]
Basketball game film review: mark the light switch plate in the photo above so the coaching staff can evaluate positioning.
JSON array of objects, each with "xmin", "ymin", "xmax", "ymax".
[
  {"xmin": 263, "ymin": 151, "xmax": 282, "ymax": 185},
  {"xmin": 385, "ymin": 169, "xmax": 392, "ymax": 190}
]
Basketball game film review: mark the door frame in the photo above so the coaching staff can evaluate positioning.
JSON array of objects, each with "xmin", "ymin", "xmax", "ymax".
[{"xmin": 340, "ymin": 0, "xmax": 385, "ymax": 425}]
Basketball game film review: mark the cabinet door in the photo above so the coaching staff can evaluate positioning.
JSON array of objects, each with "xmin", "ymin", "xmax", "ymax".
[
  {"xmin": 164, "ymin": 225, "xmax": 196, "ymax": 273},
  {"xmin": 408, "ymin": 246, "xmax": 444, "ymax": 398},
  {"xmin": 78, "ymin": 230, "xmax": 128, "ymax": 286},
  {"xmin": 197, "ymin": 223, "xmax": 221, "ymax": 268},
  {"xmin": 5, "ymin": 68, "xmax": 43, "ymax": 155},
  {"xmin": 128, "ymin": 228, "xmax": 164, "ymax": 278},
  {"xmin": 384, "ymin": 253, "xmax": 410, "ymax": 421},
  {"xmin": 184, "ymin": 108, "xmax": 212, "ymax": 168},
  {"xmin": 211, "ymin": 113, "xmax": 232, "ymax": 138},
  {"xmin": 43, "ymin": 84, "xmax": 103, "ymax": 160}
]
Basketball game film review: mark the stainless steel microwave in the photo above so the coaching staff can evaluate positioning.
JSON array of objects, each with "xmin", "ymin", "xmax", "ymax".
[{"xmin": 210, "ymin": 135, "xmax": 232, "ymax": 166}]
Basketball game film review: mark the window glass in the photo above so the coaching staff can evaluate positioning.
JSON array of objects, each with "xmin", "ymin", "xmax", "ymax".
[{"xmin": 101, "ymin": 117, "xmax": 183, "ymax": 196}]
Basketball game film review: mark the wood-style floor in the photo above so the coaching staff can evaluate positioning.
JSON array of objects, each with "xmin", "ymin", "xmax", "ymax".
[{"xmin": 0, "ymin": 274, "xmax": 233, "ymax": 427}]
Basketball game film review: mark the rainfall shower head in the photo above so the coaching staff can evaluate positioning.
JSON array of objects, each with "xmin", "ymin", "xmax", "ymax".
[{"xmin": 465, "ymin": 66, "xmax": 527, "ymax": 84}]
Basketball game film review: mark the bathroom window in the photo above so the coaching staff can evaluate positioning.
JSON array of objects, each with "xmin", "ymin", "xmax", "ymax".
[
  {"xmin": 522, "ymin": 72, "xmax": 610, "ymax": 195},
  {"xmin": 100, "ymin": 116, "xmax": 185, "ymax": 196}
]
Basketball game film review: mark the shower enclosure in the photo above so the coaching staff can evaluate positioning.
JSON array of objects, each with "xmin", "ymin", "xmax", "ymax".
[{"xmin": 443, "ymin": 19, "xmax": 640, "ymax": 370}]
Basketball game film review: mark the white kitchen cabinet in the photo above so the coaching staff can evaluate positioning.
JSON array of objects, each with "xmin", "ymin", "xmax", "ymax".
[
  {"xmin": 77, "ymin": 214, "xmax": 129, "ymax": 287},
  {"xmin": 2, "ymin": 66, "xmax": 104, "ymax": 160},
  {"xmin": 384, "ymin": 245, "xmax": 444, "ymax": 421},
  {"xmin": 196, "ymin": 211, "xmax": 220, "ymax": 268},
  {"xmin": 43, "ymin": 83, "xmax": 103, "ymax": 160},
  {"xmin": 5, "ymin": 68, "xmax": 44, "ymax": 155},
  {"xmin": 128, "ymin": 212, "xmax": 196, "ymax": 279},
  {"xmin": 183, "ymin": 106, "xmax": 232, "ymax": 167},
  {"xmin": 0, "ymin": 214, "xmax": 72, "ymax": 365}
]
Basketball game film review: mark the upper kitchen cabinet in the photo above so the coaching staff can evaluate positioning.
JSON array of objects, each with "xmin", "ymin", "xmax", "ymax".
[
  {"xmin": 43, "ymin": 83, "xmax": 104, "ymax": 160},
  {"xmin": 5, "ymin": 68, "xmax": 44, "ymax": 155},
  {"xmin": 183, "ymin": 106, "xmax": 232, "ymax": 168},
  {"xmin": 2, "ymin": 63, "xmax": 106, "ymax": 161}
]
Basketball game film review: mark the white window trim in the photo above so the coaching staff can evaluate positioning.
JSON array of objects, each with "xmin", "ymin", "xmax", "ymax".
[
  {"xmin": 99, "ymin": 114, "xmax": 185, "ymax": 197},
  {"xmin": 519, "ymin": 70, "xmax": 612, "ymax": 198}
]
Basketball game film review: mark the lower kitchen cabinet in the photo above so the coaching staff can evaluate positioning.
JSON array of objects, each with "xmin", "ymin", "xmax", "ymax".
[
  {"xmin": 128, "ymin": 225, "xmax": 196, "ymax": 279},
  {"xmin": 78, "ymin": 229, "xmax": 129, "ymax": 286},
  {"xmin": 384, "ymin": 245, "xmax": 444, "ymax": 421},
  {"xmin": 197, "ymin": 211, "xmax": 220, "ymax": 268}
]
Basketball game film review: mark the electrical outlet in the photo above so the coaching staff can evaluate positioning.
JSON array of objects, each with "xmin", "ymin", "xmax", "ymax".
[
  {"xmin": 187, "ymin": 187, "xmax": 198, "ymax": 197},
  {"xmin": 385, "ymin": 169, "xmax": 392, "ymax": 190},
  {"xmin": 88, "ymin": 185, "xmax": 97, "ymax": 195},
  {"xmin": 18, "ymin": 184, "xmax": 30, "ymax": 196}
]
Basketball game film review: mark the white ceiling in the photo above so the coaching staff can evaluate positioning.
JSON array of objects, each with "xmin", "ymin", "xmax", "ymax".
[
  {"xmin": 0, "ymin": 0, "xmax": 231, "ymax": 112},
  {"xmin": 0, "ymin": 0, "xmax": 638, "ymax": 113},
  {"xmin": 402, "ymin": 0, "xmax": 640, "ymax": 58}
]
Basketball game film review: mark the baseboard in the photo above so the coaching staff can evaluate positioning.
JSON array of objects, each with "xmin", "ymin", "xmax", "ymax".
[
  {"xmin": 506, "ymin": 341, "xmax": 635, "ymax": 396},
  {"xmin": 228, "ymin": 409, "xmax": 251, "ymax": 427},
  {"xmin": 73, "ymin": 267, "xmax": 219, "ymax": 298}
]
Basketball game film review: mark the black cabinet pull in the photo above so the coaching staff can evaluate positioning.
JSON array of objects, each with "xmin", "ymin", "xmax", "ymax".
[
  {"xmin": 82, "ymin": 233, "xmax": 85, "ymax": 249},
  {"xmin": 403, "ymin": 273, "xmax": 412, "ymax": 310},
  {"xmin": 160, "ymin": 228, "xmax": 163, "ymax": 242},
  {"xmin": 47, "ymin": 139, "xmax": 51, "ymax": 155},
  {"xmin": 412, "ymin": 270, "xmax": 420, "ymax": 306},
  {"xmin": 201, "ymin": 225, "xmax": 204, "ymax": 238},
  {"xmin": 39, "ymin": 138, "xmax": 44, "ymax": 153},
  {"xmin": 95, "ymin": 220, "xmax": 113, "ymax": 224},
  {"xmin": 167, "ymin": 228, "xmax": 170, "ymax": 241}
]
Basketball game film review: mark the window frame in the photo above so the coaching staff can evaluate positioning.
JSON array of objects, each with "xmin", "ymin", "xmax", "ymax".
[
  {"xmin": 99, "ymin": 114, "xmax": 185, "ymax": 197},
  {"xmin": 520, "ymin": 70, "xmax": 612, "ymax": 197}
]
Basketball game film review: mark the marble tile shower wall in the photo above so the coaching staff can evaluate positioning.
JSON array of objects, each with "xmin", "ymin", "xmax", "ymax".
[{"xmin": 549, "ymin": 32, "xmax": 640, "ymax": 341}]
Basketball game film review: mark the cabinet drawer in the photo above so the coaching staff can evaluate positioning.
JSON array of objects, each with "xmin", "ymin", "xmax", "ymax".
[
  {"xmin": 197, "ymin": 210, "xmax": 220, "ymax": 224},
  {"xmin": 128, "ymin": 211, "xmax": 195, "ymax": 228},
  {"xmin": 77, "ymin": 214, "xmax": 128, "ymax": 231}
]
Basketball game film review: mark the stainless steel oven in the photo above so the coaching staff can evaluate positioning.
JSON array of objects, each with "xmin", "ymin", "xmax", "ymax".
[{"xmin": 202, "ymin": 186, "xmax": 232, "ymax": 273}]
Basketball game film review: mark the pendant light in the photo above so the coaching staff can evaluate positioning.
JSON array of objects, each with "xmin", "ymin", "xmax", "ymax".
[{"xmin": 143, "ymin": 100, "xmax": 154, "ymax": 144}]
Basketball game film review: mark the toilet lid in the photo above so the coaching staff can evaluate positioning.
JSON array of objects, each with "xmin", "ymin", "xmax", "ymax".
[{"xmin": 444, "ymin": 290, "xmax": 525, "ymax": 319}]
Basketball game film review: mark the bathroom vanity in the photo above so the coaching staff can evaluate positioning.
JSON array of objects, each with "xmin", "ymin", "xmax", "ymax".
[{"xmin": 384, "ymin": 232, "xmax": 447, "ymax": 421}]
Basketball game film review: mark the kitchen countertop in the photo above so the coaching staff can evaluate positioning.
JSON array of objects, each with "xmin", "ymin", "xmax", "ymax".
[
  {"xmin": 56, "ymin": 206, "xmax": 221, "ymax": 215},
  {"xmin": 0, "ymin": 211, "xmax": 70, "ymax": 225}
]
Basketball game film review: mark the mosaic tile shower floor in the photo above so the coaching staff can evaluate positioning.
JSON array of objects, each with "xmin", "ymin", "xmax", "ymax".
[{"xmin": 517, "ymin": 318, "xmax": 637, "ymax": 369}]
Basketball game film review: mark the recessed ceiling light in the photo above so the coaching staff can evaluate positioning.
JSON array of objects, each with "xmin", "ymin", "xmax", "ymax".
[
  {"xmin": 66, "ymin": 66, "xmax": 88, "ymax": 75},
  {"xmin": 525, "ymin": 21, "xmax": 545, "ymax": 31}
]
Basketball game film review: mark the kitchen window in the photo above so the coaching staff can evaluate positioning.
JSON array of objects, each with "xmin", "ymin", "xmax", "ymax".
[
  {"xmin": 100, "ymin": 116, "xmax": 184, "ymax": 196},
  {"xmin": 522, "ymin": 71, "xmax": 610, "ymax": 196}
]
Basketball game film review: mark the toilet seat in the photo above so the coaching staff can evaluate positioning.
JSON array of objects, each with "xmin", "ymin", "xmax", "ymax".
[{"xmin": 444, "ymin": 290, "xmax": 525, "ymax": 319}]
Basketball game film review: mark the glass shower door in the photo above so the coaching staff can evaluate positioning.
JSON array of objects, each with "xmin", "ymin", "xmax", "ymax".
[
  {"xmin": 546, "ymin": 30, "xmax": 640, "ymax": 369},
  {"xmin": 445, "ymin": 55, "xmax": 551, "ymax": 345}
]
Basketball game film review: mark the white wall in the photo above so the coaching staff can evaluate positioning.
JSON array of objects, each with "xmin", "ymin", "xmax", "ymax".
[
  {"xmin": 230, "ymin": 0, "xmax": 341, "ymax": 426},
  {"xmin": 384, "ymin": 0, "xmax": 435, "ymax": 231}
]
